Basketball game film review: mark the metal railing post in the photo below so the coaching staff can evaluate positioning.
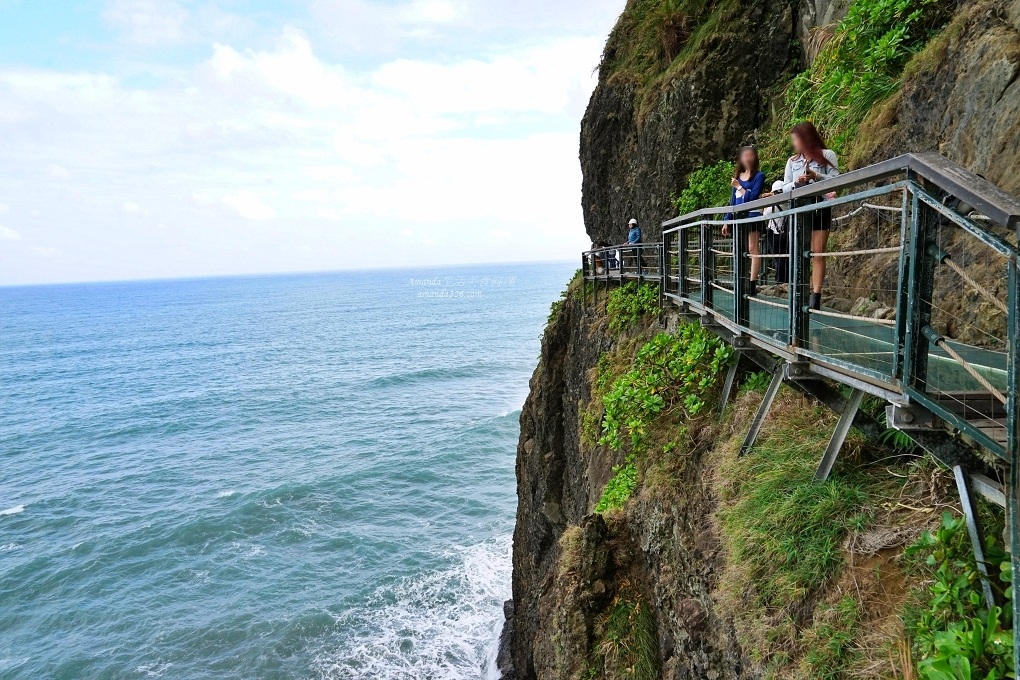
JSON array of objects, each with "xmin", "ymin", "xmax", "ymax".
[
  {"xmin": 903, "ymin": 191, "xmax": 938, "ymax": 393},
  {"xmin": 733, "ymin": 219, "xmax": 748, "ymax": 328},
  {"xmin": 893, "ymin": 184, "xmax": 912, "ymax": 382},
  {"xmin": 701, "ymin": 222, "xmax": 711, "ymax": 310},
  {"xmin": 789, "ymin": 197, "xmax": 808, "ymax": 348},
  {"xmin": 1007, "ymin": 253, "xmax": 1020, "ymax": 672}
]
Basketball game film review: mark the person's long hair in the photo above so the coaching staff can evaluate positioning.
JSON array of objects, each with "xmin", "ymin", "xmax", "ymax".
[
  {"xmin": 790, "ymin": 121, "xmax": 832, "ymax": 167},
  {"xmin": 733, "ymin": 146, "xmax": 760, "ymax": 179}
]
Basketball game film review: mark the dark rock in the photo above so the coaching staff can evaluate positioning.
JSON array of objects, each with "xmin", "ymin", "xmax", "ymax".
[
  {"xmin": 496, "ymin": 599, "xmax": 515, "ymax": 680},
  {"xmin": 580, "ymin": 0, "xmax": 798, "ymax": 247}
]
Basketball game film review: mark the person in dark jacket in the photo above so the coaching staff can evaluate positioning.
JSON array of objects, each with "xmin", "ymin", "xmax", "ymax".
[{"xmin": 722, "ymin": 146, "xmax": 766, "ymax": 296}]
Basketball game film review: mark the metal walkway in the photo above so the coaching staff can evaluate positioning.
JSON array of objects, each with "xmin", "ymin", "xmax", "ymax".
[{"xmin": 581, "ymin": 152, "xmax": 1020, "ymax": 670}]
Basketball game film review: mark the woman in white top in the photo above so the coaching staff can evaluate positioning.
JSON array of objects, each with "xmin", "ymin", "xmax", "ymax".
[{"xmin": 783, "ymin": 121, "xmax": 839, "ymax": 310}]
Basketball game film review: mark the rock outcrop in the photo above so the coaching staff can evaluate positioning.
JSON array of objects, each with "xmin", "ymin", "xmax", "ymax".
[
  {"xmin": 851, "ymin": 0, "xmax": 1020, "ymax": 196},
  {"xmin": 507, "ymin": 0, "xmax": 1020, "ymax": 677},
  {"xmin": 580, "ymin": 0, "xmax": 798, "ymax": 246}
]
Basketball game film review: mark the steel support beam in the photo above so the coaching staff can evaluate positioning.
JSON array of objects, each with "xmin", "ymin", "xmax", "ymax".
[
  {"xmin": 739, "ymin": 367, "xmax": 784, "ymax": 457},
  {"xmin": 815, "ymin": 389, "xmax": 865, "ymax": 481},
  {"xmin": 718, "ymin": 361, "xmax": 739, "ymax": 416},
  {"xmin": 953, "ymin": 465, "xmax": 998, "ymax": 610}
]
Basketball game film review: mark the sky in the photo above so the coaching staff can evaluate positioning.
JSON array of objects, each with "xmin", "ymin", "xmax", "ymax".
[{"xmin": 0, "ymin": 0, "xmax": 624, "ymax": 286}]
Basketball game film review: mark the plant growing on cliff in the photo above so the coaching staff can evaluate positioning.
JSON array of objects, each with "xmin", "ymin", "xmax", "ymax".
[
  {"xmin": 598, "ymin": 325, "xmax": 732, "ymax": 452},
  {"xmin": 606, "ymin": 283, "xmax": 660, "ymax": 333},
  {"xmin": 588, "ymin": 591, "xmax": 660, "ymax": 680},
  {"xmin": 906, "ymin": 512, "xmax": 1014, "ymax": 678},
  {"xmin": 783, "ymin": 0, "xmax": 954, "ymax": 149},
  {"xmin": 595, "ymin": 454, "xmax": 638, "ymax": 513},
  {"xmin": 671, "ymin": 160, "xmax": 734, "ymax": 216}
]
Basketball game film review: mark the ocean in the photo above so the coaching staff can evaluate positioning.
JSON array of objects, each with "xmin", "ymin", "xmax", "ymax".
[{"xmin": 0, "ymin": 262, "xmax": 575, "ymax": 679}]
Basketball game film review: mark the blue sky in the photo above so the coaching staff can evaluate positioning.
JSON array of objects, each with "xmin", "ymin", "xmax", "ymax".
[{"xmin": 0, "ymin": 0, "xmax": 623, "ymax": 285}]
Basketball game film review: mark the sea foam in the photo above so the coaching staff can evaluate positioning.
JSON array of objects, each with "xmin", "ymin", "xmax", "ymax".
[
  {"xmin": 0, "ymin": 505, "xmax": 24, "ymax": 517},
  {"xmin": 313, "ymin": 534, "xmax": 512, "ymax": 680}
]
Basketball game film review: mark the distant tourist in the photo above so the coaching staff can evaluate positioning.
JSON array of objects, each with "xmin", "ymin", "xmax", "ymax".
[
  {"xmin": 722, "ymin": 146, "xmax": 766, "ymax": 296},
  {"xmin": 783, "ymin": 121, "xmax": 839, "ymax": 310},
  {"xmin": 626, "ymin": 218, "xmax": 641, "ymax": 244},
  {"xmin": 762, "ymin": 180, "xmax": 789, "ymax": 284}
]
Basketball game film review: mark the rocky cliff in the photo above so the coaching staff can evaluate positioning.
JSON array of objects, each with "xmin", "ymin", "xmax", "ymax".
[{"xmin": 504, "ymin": 0, "xmax": 1020, "ymax": 678}]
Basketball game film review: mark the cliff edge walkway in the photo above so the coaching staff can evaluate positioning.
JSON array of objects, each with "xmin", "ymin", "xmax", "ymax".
[{"xmin": 580, "ymin": 153, "xmax": 1020, "ymax": 666}]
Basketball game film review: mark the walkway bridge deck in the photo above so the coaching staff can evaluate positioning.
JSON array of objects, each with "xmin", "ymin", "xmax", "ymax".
[{"xmin": 581, "ymin": 153, "xmax": 1020, "ymax": 669}]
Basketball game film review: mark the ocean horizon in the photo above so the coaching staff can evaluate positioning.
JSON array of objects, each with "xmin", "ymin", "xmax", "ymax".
[{"xmin": 0, "ymin": 262, "xmax": 576, "ymax": 679}]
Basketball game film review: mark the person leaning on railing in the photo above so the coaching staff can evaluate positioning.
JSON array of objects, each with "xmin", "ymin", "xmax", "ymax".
[
  {"xmin": 783, "ymin": 121, "xmax": 840, "ymax": 310},
  {"xmin": 721, "ymin": 146, "xmax": 766, "ymax": 296}
]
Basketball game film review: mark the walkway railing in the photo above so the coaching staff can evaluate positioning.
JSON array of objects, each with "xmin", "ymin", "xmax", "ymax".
[
  {"xmin": 581, "ymin": 243, "xmax": 663, "ymax": 283},
  {"xmin": 583, "ymin": 152, "xmax": 1020, "ymax": 669}
]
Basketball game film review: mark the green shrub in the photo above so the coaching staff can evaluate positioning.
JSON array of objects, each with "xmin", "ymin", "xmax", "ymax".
[
  {"xmin": 740, "ymin": 371, "xmax": 772, "ymax": 394},
  {"xmin": 599, "ymin": 326, "xmax": 732, "ymax": 452},
  {"xmin": 671, "ymin": 160, "xmax": 734, "ymax": 216},
  {"xmin": 548, "ymin": 270, "xmax": 582, "ymax": 324},
  {"xmin": 607, "ymin": 283, "xmax": 661, "ymax": 333},
  {"xmin": 906, "ymin": 512, "xmax": 1014, "ymax": 678},
  {"xmin": 783, "ymin": 0, "xmax": 954, "ymax": 149},
  {"xmin": 595, "ymin": 454, "xmax": 638, "ymax": 513},
  {"xmin": 588, "ymin": 593, "xmax": 660, "ymax": 680}
]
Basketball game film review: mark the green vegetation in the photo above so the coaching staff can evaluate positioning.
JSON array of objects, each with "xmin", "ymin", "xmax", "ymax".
[
  {"xmin": 599, "ymin": 326, "xmax": 732, "ymax": 452},
  {"xmin": 739, "ymin": 370, "xmax": 772, "ymax": 394},
  {"xmin": 906, "ymin": 512, "xmax": 1014, "ymax": 679},
  {"xmin": 719, "ymin": 400, "xmax": 871, "ymax": 611},
  {"xmin": 671, "ymin": 159, "xmax": 734, "ymax": 215},
  {"xmin": 588, "ymin": 592, "xmax": 660, "ymax": 680},
  {"xmin": 548, "ymin": 270, "xmax": 583, "ymax": 324},
  {"xmin": 599, "ymin": 0, "xmax": 743, "ymax": 116},
  {"xmin": 594, "ymin": 454, "xmax": 638, "ymax": 513},
  {"xmin": 607, "ymin": 283, "xmax": 661, "ymax": 333},
  {"xmin": 781, "ymin": 0, "xmax": 954, "ymax": 150},
  {"xmin": 801, "ymin": 596, "xmax": 864, "ymax": 679}
]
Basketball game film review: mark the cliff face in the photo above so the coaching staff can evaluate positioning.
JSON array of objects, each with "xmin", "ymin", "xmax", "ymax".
[
  {"xmin": 508, "ymin": 295, "xmax": 747, "ymax": 679},
  {"xmin": 579, "ymin": 0, "xmax": 798, "ymax": 246},
  {"xmin": 507, "ymin": 0, "xmax": 1020, "ymax": 677},
  {"xmin": 850, "ymin": 0, "xmax": 1020, "ymax": 196}
]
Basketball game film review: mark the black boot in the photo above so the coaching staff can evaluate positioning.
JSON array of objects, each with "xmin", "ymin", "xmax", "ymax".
[
  {"xmin": 809, "ymin": 292, "xmax": 821, "ymax": 310},
  {"xmin": 748, "ymin": 280, "xmax": 758, "ymax": 298}
]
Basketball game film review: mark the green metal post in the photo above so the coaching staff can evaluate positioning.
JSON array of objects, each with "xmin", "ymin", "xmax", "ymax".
[
  {"xmin": 903, "ymin": 192, "xmax": 938, "ymax": 393},
  {"xmin": 1007, "ymin": 254, "xmax": 1020, "ymax": 674},
  {"xmin": 733, "ymin": 221, "xmax": 749, "ymax": 328},
  {"xmin": 789, "ymin": 198, "xmax": 809, "ymax": 348}
]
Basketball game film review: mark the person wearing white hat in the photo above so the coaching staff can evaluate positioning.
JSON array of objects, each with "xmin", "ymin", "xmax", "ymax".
[{"xmin": 626, "ymin": 218, "xmax": 641, "ymax": 244}]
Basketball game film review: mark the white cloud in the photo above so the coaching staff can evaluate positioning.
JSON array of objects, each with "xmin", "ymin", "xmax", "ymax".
[
  {"xmin": 0, "ymin": 20, "xmax": 611, "ymax": 284},
  {"xmin": 401, "ymin": 0, "xmax": 461, "ymax": 24},
  {"xmin": 104, "ymin": 0, "xmax": 190, "ymax": 45},
  {"xmin": 222, "ymin": 191, "xmax": 276, "ymax": 220},
  {"xmin": 0, "ymin": 203, "xmax": 8, "ymax": 216},
  {"xmin": 0, "ymin": 226, "xmax": 22, "ymax": 241}
]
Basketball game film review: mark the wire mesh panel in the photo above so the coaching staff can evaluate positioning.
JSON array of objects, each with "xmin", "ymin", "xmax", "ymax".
[{"xmin": 905, "ymin": 192, "xmax": 1014, "ymax": 456}]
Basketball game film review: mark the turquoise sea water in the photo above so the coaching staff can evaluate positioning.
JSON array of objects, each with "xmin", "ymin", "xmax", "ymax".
[{"xmin": 0, "ymin": 263, "xmax": 574, "ymax": 679}]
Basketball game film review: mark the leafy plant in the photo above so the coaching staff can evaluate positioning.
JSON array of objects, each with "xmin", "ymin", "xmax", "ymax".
[
  {"xmin": 672, "ymin": 160, "xmax": 734, "ymax": 216},
  {"xmin": 607, "ymin": 282, "xmax": 661, "ymax": 333},
  {"xmin": 598, "ymin": 326, "xmax": 733, "ymax": 452},
  {"xmin": 740, "ymin": 371, "xmax": 773, "ymax": 394},
  {"xmin": 595, "ymin": 454, "xmax": 639, "ymax": 513},
  {"xmin": 783, "ymin": 0, "xmax": 954, "ymax": 149},
  {"xmin": 906, "ymin": 512, "xmax": 1014, "ymax": 678}
]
